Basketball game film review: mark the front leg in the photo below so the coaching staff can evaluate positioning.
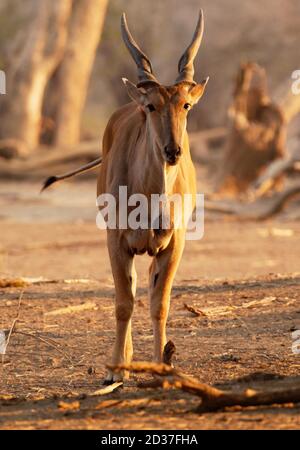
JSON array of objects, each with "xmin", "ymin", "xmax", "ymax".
[
  {"xmin": 149, "ymin": 232, "xmax": 185, "ymax": 363},
  {"xmin": 104, "ymin": 231, "xmax": 137, "ymax": 384}
]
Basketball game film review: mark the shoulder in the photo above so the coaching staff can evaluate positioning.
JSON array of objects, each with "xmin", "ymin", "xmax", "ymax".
[{"xmin": 102, "ymin": 102, "xmax": 145, "ymax": 155}]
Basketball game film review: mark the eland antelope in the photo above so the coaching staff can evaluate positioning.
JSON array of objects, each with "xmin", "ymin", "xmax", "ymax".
[{"xmin": 43, "ymin": 10, "xmax": 209, "ymax": 384}]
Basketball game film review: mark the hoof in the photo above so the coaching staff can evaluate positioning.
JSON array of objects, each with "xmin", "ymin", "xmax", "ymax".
[
  {"xmin": 102, "ymin": 378, "xmax": 116, "ymax": 386},
  {"xmin": 163, "ymin": 340, "xmax": 176, "ymax": 366},
  {"xmin": 103, "ymin": 368, "xmax": 126, "ymax": 385}
]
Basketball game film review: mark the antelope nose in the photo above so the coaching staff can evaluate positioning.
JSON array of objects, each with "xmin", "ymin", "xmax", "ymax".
[{"xmin": 164, "ymin": 145, "xmax": 182, "ymax": 164}]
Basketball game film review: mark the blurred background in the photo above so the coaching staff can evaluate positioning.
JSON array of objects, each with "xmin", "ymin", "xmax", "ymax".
[
  {"xmin": 0, "ymin": 0, "xmax": 300, "ymax": 225},
  {"xmin": 0, "ymin": 0, "xmax": 299, "ymax": 148}
]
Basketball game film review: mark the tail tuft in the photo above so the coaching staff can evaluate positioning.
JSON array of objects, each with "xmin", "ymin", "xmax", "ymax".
[{"xmin": 41, "ymin": 175, "xmax": 58, "ymax": 193}]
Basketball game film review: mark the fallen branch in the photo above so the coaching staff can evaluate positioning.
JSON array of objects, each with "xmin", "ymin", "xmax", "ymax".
[
  {"xmin": 206, "ymin": 181, "xmax": 300, "ymax": 220},
  {"xmin": 107, "ymin": 361, "xmax": 223, "ymax": 408},
  {"xmin": 252, "ymin": 158, "xmax": 297, "ymax": 191},
  {"xmin": 108, "ymin": 361, "xmax": 300, "ymax": 412},
  {"xmin": 0, "ymin": 141, "xmax": 100, "ymax": 171},
  {"xmin": 251, "ymin": 146, "xmax": 300, "ymax": 196}
]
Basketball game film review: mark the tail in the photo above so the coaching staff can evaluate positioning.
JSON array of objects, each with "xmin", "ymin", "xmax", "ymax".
[{"xmin": 41, "ymin": 156, "xmax": 102, "ymax": 192}]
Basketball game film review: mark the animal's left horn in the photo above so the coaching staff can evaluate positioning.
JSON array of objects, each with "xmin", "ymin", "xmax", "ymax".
[
  {"xmin": 121, "ymin": 13, "xmax": 159, "ymax": 87},
  {"xmin": 175, "ymin": 9, "xmax": 204, "ymax": 85}
]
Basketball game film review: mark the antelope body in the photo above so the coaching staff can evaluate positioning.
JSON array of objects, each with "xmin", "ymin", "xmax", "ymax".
[{"xmin": 43, "ymin": 10, "xmax": 208, "ymax": 384}]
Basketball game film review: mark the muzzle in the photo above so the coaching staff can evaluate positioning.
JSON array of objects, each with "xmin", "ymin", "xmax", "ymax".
[{"xmin": 164, "ymin": 144, "xmax": 182, "ymax": 165}]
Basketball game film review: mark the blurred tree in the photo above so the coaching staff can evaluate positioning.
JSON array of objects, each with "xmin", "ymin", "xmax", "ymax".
[
  {"xmin": 214, "ymin": 63, "xmax": 287, "ymax": 196},
  {"xmin": 0, "ymin": 1, "xmax": 72, "ymax": 156},
  {"xmin": 43, "ymin": 0, "xmax": 109, "ymax": 149},
  {"xmin": 0, "ymin": 0, "xmax": 108, "ymax": 157}
]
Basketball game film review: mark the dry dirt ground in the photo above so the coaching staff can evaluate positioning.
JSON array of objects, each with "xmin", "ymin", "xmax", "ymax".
[{"xmin": 0, "ymin": 180, "xmax": 300, "ymax": 430}]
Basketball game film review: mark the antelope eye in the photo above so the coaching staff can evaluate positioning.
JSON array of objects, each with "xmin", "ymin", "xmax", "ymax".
[
  {"xmin": 184, "ymin": 103, "xmax": 191, "ymax": 110},
  {"xmin": 146, "ymin": 104, "xmax": 156, "ymax": 112}
]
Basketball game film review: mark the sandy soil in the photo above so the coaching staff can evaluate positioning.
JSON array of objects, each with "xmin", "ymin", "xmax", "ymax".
[{"xmin": 0, "ymin": 180, "xmax": 299, "ymax": 430}]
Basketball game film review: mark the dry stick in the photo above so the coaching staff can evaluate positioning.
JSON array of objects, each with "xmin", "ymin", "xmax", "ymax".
[
  {"xmin": 206, "ymin": 182, "xmax": 300, "ymax": 220},
  {"xmin": 13, "ymin": 331, "xmax": 74, "ymax": 365},
  {"xmin": 2, "ymin": 290, "xmax": 23, "ymax": 363},
  {"xmin": 108, "ymin": 361, "xmax": 222, "ymax": 400},
  {"xmin": 2, "ymin": 289, "xmax": 74, "ymax": 365},
  {"xmin": 108, "ymin": 361, "xmax": 300, "ymax": 413},
  {"xmin": 91, "ymin": 382, "xmax": 123, "ymax": 396},
  {"xmin": 184, "ymin": 303, "xmax": 207, "ymax": 317},
  {"xmin": 19, "ymin": 327, "xmax": 66, "ymax": 349}
]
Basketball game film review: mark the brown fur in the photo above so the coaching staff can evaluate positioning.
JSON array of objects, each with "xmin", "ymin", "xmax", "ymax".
[{"xmin": 97, "ymin": 82, "xmax": 207, "ymax": 383}]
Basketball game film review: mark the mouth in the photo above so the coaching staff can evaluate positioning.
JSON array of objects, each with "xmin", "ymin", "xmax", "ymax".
[
  {"xmin": 165, "ymin": 157, "xmax": 179, "ymax": 166},
  {"xmin": 164, "ymin": 151, "xmax": 181, "ymax": 166}
]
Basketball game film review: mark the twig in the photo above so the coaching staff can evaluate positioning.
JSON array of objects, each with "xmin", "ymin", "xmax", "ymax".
[
  {"xmin": 184, "ymin": 303, "xmax": 207, "ymax": 317},
  {"xmin": 2, "ymin": 290, "xmax": 23, "ymax": 363},
  {"xmin": 13, "ymin": 331, "xmax": 74, "ymax": 365},
  {"xmin": 91, "ymin": 382, "xmax": 123, "ymax": 396},
  {"xmin": 2, "ymin": 293, "xmax": 74, "ymax": 365}
]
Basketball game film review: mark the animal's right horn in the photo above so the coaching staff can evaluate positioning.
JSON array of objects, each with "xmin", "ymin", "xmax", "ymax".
[{"xmin": 121, "ymin": 13, "xmax": 159, "ymax": 87}]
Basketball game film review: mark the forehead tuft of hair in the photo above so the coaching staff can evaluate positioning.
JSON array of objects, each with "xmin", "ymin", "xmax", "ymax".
[{"xmin": 147, "ymin": 84, "xmax": 190, "ymax": 100}]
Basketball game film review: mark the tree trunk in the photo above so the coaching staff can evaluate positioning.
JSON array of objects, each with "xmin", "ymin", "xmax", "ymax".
[
  {"xmin": 215, "ymin": 63, "xmax": 287, "ymax": 196},
  {"xmin": 47, "ymin": 0, "xmax": 109, "ymax": 149},
  {"xmin": 0, "ymin": 1, "xmax": 72, "ymax": 155}
]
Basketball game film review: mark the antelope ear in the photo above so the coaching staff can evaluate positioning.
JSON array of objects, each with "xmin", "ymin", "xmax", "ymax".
[
  {"xmin": 189, "ymin": 77, "xmax": 209, "ymax": 104},
  {"xmin": 122, "ymin": 78, "xmax": 147, "ymax": 104}
]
